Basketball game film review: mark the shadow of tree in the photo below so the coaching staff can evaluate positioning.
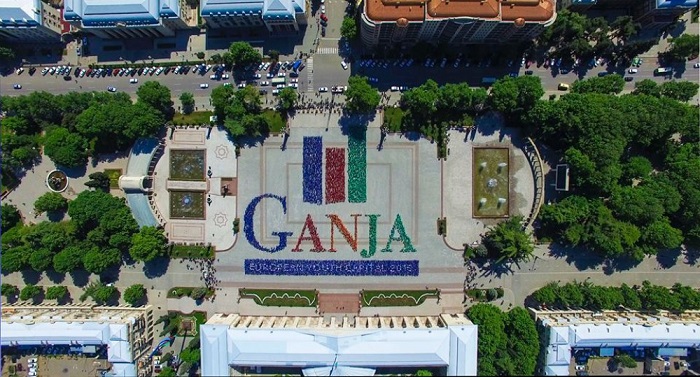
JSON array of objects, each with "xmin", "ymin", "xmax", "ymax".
[
  {"xmin": 21, "ymin": 270, "xmax": 41, "ymax": 285},
  {"xmin": 656, "ymin": 247, "xmax": 682, "ymax": 269},
  {"xmin": 144, "ymin": 256, "xmax": 171, "ymax": 278},
  {"xmin": 46, "ymin": 269, "xmax": 66, "ymax": 284},
  {"xmin": 69, "ymin": 270, "xmax": 91, "ymax": 287}
]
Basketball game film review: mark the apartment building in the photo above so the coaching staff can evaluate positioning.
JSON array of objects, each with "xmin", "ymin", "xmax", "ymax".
[
  {"xmin": 200, "ymin": 313, "xmax": 478, "ymax": 376},
  {"xmin": 62, "ymin": 0, "xmax": 189, "ymax": 39},
  {"xmin": 200, "ymin": 0, "xmax": 307, "ymax": 33},
  {"xmin": 532, "ymin": 309, "xmax": 700, "ymax": 376},
  {"xmin": 360, "ymin": 0, "xmax": 557, "ymax": 49},
  {"xmin": 0, "ymin": 0, "xmax": 62, "ymax": 43}
]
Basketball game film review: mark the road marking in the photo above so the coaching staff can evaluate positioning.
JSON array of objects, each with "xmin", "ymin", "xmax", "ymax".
[
  {"xmin": 306, "ymin": 57, "xmax": 314, "ymax": 93},
  {"xmin": 316, "ymin": 47, "xmax": 338, "ymax": 55}
]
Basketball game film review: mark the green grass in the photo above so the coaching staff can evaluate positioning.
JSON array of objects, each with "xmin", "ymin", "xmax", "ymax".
[
  {"xmin": 103, "ymin": 168, "xmax": 122, "ymax": 189},
  {"xmin": 169, "ymin": 149, "xmax": 205, "ymax": 181},
  {"xmin": 167, "ymin": 287, "xmax": 214, "ymax": 299},
  {"xmin": 383, "ymin": 107, "xmax": 404, "ymax": 133},
  {"xmin": 262, "ymin": 109, "xmax": 286, "ymax": 133},
  {"xmin": 170, "ymin": 191, "xmax": 205, "ymax": 219},
  {"xmin": 169, "ymin": 244, "xmax": 214, "ymax": 259},
  {"xmin": 465, "ymin": 288, "xmax": 504, "ymax": 302},
  {"xmin": 171, "ymin": 111, "xmax": 214, "ymax": 126},
  {"xmin": 361, "ymin": 290, "xmax": 438, "ymax": 307},
  {"xmin": 472, "ymin": 147, "xmax": 510, "ymax": 217},
  {"xmin": 240, "ymin": 288, "xmax": 318, "ymax": 307}
]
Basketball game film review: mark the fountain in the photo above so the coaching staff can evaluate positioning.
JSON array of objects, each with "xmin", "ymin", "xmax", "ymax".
[
  {"xmin": 497, "ymin": 198, "xmax": 506, "ymax": 208},
  {"xmin": 479, "ymin": 161, "xmax": 487, "ymax": 171},
  {"xmin": 487, "ymin": 178, "xmax": 498, "ymax": 189},
  {"xmin": 479, "ymin": 198, "xmax": 487, "ymax": 208},
  {"xmin": 498, "ymin": 162, "xmax": 507, "ymax": 172}
]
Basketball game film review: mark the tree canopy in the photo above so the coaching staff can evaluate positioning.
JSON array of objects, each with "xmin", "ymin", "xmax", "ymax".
[
  {"xmin": 277, "ymin": 87, "xmax": 298, "ymax": 112},
  {"xmin": 340, "ymin": 17, "xmax": 358, "ymax": 40},
  {"xmin": 179, "ymin": 92, "xmax": 195, "ymax": 115},
  {"xmin": 130, "ymin": 226, "xmax": 168, "ymax": 262},
  {"xmin": 482, "ymin": 216, "xmax": 534, "ymax": 262},
  {"xmin": 228, "ymin": 42, "xmax": 262, "ymax": 70},
  {"xmin": 45, "ymin": 286, "xmax": 69, "ymax": 300},
  {"xmin": 43, "ymin": 127, "xmax": 89, "ymax": 168},
  {"xmin": 34, "ymin": 192, "xmax": 68, "ymax": 214},
  {"xmin": 123, "ymin": 284, "xmax": 146, "ymax": 306},
  {"xmin": 2, "ymin": 204, "xmax": 21, "ymax": 230},
  {"xmin": 571, "ymin": 74, "xmax": 625, "ymax": 95},
  {"xmin": 137, "ymin": 81, "xmax": 173, "ymax": 118},
  {"xmin": 667, "ymin": 34, "xmax": 699, "ymax": 61},
  {"xmin": 345, "ymin": 75, "xmax": 380, "ymax": 114},
  {"xmin": 489, "ymin": 76, "xmax": 544, "ymax": 116},
  {"xmin": 19, "ymin": 284, "xmax": 43, "ymax": 302}
]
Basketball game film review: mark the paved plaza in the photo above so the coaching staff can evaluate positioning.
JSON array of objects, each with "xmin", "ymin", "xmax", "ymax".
[{"xmin": 151, "ymin": 127, "xmax": 238, "ymax": 250}]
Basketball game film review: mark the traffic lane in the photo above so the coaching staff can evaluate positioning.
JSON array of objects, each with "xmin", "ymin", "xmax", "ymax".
[{"xmin": 313, "ymin": 54, "xmax": 350, "ymax": 91}]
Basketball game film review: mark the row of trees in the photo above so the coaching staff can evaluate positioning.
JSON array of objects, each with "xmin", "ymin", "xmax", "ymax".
[
  {"xmin": 1, "ymin": 82, "xmax": 172, "ymax": 169},
  {"xmin": 209, "ymin": 42, "xmax": 263, "ymax": 71},
  {"xmin": 467, "ymin": 304, "xmax": 539, "ymax": 376},
  {"xmin": 1, "ymin": 282, "xmax": 146, "ymax": 306},
  {"xmin": 569, "ymin": 74, "xmax": 700, "ymax": 101},
  {"xmin": 1, "ymin": 191, "xmax": 168, "ymax": 275},
  {"xmin": 211, "ymin": 85, "xmax": 271, "ymax": 138},
  {"xmin": 531, "ymin": 281, "xmax": 700, "ymax": 311}
]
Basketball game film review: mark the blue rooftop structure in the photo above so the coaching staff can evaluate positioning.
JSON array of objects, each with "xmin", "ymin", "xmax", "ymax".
[
  {"xmin": 63, "ymin": 0, "xmax": 180, "ymax": 27},
  {"xmin": 200, "ymin": 0, "xmax": 264, "ymax": 17},
  {"xmin": 571, "ymin": 0, "xmax": 598, "ymax": 4},
  {"xmin": 0, "ymin": 0, "xmax": 41, "ymax": 27},
  {"xmin": 262, "ymin": 0, "xmax": 294, "ymax": 20},
  {"xmin": 656, "ymin": 0, "xmax": 697, "ymax": 8}
]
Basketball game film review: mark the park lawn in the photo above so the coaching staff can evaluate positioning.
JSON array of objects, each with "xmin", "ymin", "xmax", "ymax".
[
  {"xmin": 362, "ymin": 290, "xmax": 438, "ymax": 307},
  {"xmin": 103, "ymin": 168, "xmax": 122, "ymax": 189},
  {"xmin": 167, "ymin": 287, "xmax": 214, "ymax": 299},
  {"xmin": 169, "ymin": 244, "xmax": 214, "ymax": 259},
  {"xmin": 262, "ymin": 109, "xmax": 285, "ymax": 133},
  {"xmin": 240, "ymin": 288, "xmax": 317, "ymax": 307},
  {"xmin": 472, "ymin": 147, "xmax": 510, "ymax": 217},
  {"xmin": 383, "ymin": 107, "xmax": 404, "ymax": 133},
  {"xmin": 171, "ymin": 111, "xmax": 214, "ymax": 126}
]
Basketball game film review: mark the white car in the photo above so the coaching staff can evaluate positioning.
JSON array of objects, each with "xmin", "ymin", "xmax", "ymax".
[
  {"xmin": 210, "ymin": 74, "xmax": 219, "ymax": 80},
  {"xmin": 263, "ymin": 62, "xmax": 271, "ymax": 70},
  {"xmin": 238, "ymin": 83, "xmax": 246, "ymax": 88},
  {"xmin": 440, "ymin": 58, "xmax": 447, "ymax": 68},
  {"xmin": 253, "ymin": 73, "xmax": 261, "ymax": 79},
  {"xmin": 16, "ymin": 67, "xmax": 24, "ymax": 74},
  {"xmin": 41, "ymin": 68, "xmax": 49, "ymax": 75},
  {"xmin": 156, "ymin": 67, "xmax": 164, "ymax": 75},
  {"xmin": 277, "ymin": 72, "xmax": 286, "ymax": 77},
  {"xmin": 318, "ymin": 87, "xmax": 328, "ymax": 92},
  {"xmin": 272, "ymin": 89, "xmax": 280, "ymax": 95},
  {"xmin": 107, "ymin": 86, "xmax": 117, "ymax": 92},
  {"xmin": 289, "ymin": 83, "xmax": 298, "ymax": 89},
  {"xmin": 627, "ymin": 68, "xmax": 638, "ymax": 74},
  {"xmin": 390, "ymin": 86, "xmax": 400, "ymax": 92},
  {"xmin": 321, "ymin": 5, "xmax": 325, "ymax": 13},
  {"xmin": 290, "ymin": 78, "xmax": 298, "ymax": 83},
  {"xmin": 260, "ymin": 81, "xmax": 270, "ymax": 86},
  {"xmin": 694, "ymin": 63, "xmax": 699, "ymax": 68},
  {"xmin": 79, "ymin": 69, "xmax": 86, "ymax": 77},
  {"xmin": 199, "ymin": 83, "xmax": 209, "ymax": 89},
  {"xmin": 341, "ymin": 61, "xmax": 348, "ymax": 70},
  {"xmin": 129, "ymin": 78, "xmax": 138, "ymax": 84},
  {"xmin": 222, "ymin": 74, "xmax": 230, "ymax": 79},
  {"xmin": 266, "ymin": 73, "xmax": 274, "ymax": 79},
  {"xmin": 276, "ymin": 84, "xmax": 286, "ymax": 89}
]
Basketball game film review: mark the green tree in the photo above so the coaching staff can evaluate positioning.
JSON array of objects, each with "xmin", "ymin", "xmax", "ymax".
[
  {"xmin": 401, "ymin": 80, "xmax": 440, "ymax": 123},
  {"xmin": 1, "ymin": 246, "xmax": 30, "ymax": 273},
  {"xmin": 482, "ymin": 216, "xmax": 534, "ymax": 262},
  {"xmin": 179, "ymin": 348, "xmax": 201, "ymax": 363},
  {"xmin": 34, "ymin": 192, "xmax": 68, "ymax": 214},
  {"xmin": 672, "ymin": 283, "xmax": 700, "ymax": 310},
  {"xmin": 211, "ymin": 85, "xmax": 235, "ymax": 120},
  {"xmin": 658, "ymin": 81, "xmax": 699, "ymax": 102},
  {"xmin": 19, "ymin": 284, "xmax": 43, "ymax": 302},
  {"xmin": 667, "ymin": 34, "xmax": 699, "ymax": 61},
  {"xmin": 532, "ymin": 282, "xmax": 559, "ymax": 306},
  {"xmin": 639, "ymin": 280, "xmax": 680, "ymax": 311},
  {"xmin": 228, "ymin": 42, "xmax": 262, "ymax": 69},
  {"xmin": 1, "ymin": 132, "xmax": 40, "ymax": 170},
  {"xmin": 489, "ymin": 76, "xmax": 544, "ymax": 115},
  {"xmin": 621, "ymin": 156, "xmax": 652, "ymax": 184},
  {"xmin": 0, "ymin": 46, "xmax": 15, "ymax": 63},
  {"xmin": 415, "ymin": 370, "xmax": 432, "ymax": 376},
  {"xmin": 571, "ymin": 74, "xmax": 625, "ymax": 95},
  {"xmin": 505, "ymin": 307, "xmax": 539, "ymax": 376},
  {"xmin": 137, "ymin": 81, "xmax": 173, "ymax": 117},
  {"xmin": 2, "ymin": 116, "xmax": 35, "ymax": 135},
  {"xmin": 84, "ymin": 172, "xmax": 111, "ymax": 191},
  {"xmin": 43, "ymin": 127, "xmax": 88, "ymax": 168},
  {"xmin": 277, "ymin": 87, "xmax": 298, "ymax": 112},
  {"xmin": 28, "ymin": 248, "xmax": 54, "ymax": 271},
  {"xmin": 345, "ymin": 75, "xmax": 380, "ymax": 114},
  {"xmin": 45, "ymin": 286, "xmax": 68, "ymax": 300},
  {"xmin": 268, "ymin": 49, "xmax": 280, "ymax": 61},
  {"xmin": 609, "ymin": 186, "xmax": 665, "ymax": 225},
  {"xmin": 611, "ymin": 16, "xmax": 640, "ymax": 40},
  {"xmin": 80, "ymin": 281, "xmax": 117, "ymax": 304},
  {"xmin": 123, "ymin": 284, "xmax": 146, "ymax": 306},
  {"xmin": 1, "ymin": 283, "xmax": 18, "ymax": 299},
  {"xmin": 614, "ymin": 354, "xmax": 637, "ymax": 368},
  {"xmin": 53, "ymin": 246, "xmax": 85, "ymax": 273},
  {"xmin": 632, "ymin": 79, "xmax": 660, "ymax": 97},
  {"xmin": 209, "ymin": 53, "xmax": 223, "ymax": 64},
  {"xmin": 130, "ymin": 226, "xmax": 168, "ymax": 262},
  {"xmin": 179, "ymin": 92, "xmax": 195, "ymax": 115},
  {"xmin": 191, "ymin": 287, "xmax": 209, "ymax": 300},
  {"xmin": 83, "ymin": 247, "xmax": 122, "ymax": 274},
  {"xmin": 640, "ymin": 219, "xmax": 684, "ymax": 251},
  {"xmin": 2, "ymin": 204, "xmax": 22, "ymax": 230},
  {"xmin": 466, "ymin": 304, "xmax": 508, "ymax": 376},
  {"xmin": 341, "ymin": 17, "xmax": 358, "ymax": 40},
  {"xmin": 159, "ymin": 367, "xmax": 176, "ymax": 377}
]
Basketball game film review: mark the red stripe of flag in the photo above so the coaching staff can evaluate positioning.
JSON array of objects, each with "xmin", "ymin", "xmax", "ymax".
[{"xmin": 325, "ymin": 148, "xmax": 346, "ymax": 204}]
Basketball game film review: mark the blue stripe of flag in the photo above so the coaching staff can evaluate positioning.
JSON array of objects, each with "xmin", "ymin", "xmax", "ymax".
[{"xmin": 302, "ymin": 136, "xmax": 323, "ymax": 204}]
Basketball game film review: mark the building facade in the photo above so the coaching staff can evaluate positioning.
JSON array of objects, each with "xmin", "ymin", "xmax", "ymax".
[
  {"xmin": 532, "ymin": 309, "xmax": 700, "ymax": 376},
  {"xmin": 0, "ymin": 0, "xmax": 62, "ymax": 43},
  {"xmin": 63, "ymin": 0, "xmax": 189, "ymax": 39},
  {"xmin": 360, "ymin": 0, "xmax": 557, "ymax": 49},
  {"xmin": 201, "ymin": 0, "xmax": 307, "ymax": 33},
  {"xmin": 1, "ymin": 304, "xmax": 154, "ymax": 375},
  {"xmin": 563, "ymin": 0, "xmax": 697, "ymax": 29},
  {"xmin": 200, "ymin": 313, "xmax": 478, "ymax": 376}
]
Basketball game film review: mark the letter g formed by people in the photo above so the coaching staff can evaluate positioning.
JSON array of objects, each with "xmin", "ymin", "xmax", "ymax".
[{"xmin": 244, "ymin": 194, "xmax": 294, "ymax": 253}]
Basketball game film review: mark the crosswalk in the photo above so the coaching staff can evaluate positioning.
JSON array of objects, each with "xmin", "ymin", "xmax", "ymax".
[
  {"xmin": 316, "ymin": 47, "xmax": 338, "ymax": 55},
  {"xmin": 306, "ymin": 58, "xmax": 314, "ymax": 92}
]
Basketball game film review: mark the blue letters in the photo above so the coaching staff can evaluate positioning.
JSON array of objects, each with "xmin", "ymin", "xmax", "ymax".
[{"xmin": 244, "ymin": 194, "xmax": 293, "ymax": 253}]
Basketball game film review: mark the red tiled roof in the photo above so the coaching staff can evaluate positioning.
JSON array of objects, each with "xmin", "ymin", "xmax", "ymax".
[
  {"xmin": 501, "ymin": 0, "xmax": 554, "ymax": 22},
  {"xmin": 365, "ymin": 0, "xmax": 555, "ymax": 23},
  {"xmin": 428, "ymin": 0, "xmax": 499, "ymax": 19},
  {"xmin": 366, "ymin": 0, "xmax": 426, "ymax": 22}
]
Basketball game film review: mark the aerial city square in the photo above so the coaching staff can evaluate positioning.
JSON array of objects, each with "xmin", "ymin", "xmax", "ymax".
[{"xmin": 0, "ymin": 0, "xmax": 699, "ymax": 375}]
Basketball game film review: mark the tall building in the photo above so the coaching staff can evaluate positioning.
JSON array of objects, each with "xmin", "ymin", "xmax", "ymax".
[
  {"xmin": 201, "ymin": 0, "xmax": 307, "ymax": 33},
  {"xmin": 63, "ymin": 0, "xmax": 189, "ymax": 39},
  {"xmin": 200, "ymin": 313, "xmax": 478, "ymax": 376},
  {"xmin": 562, "ymin": 0, "xmax": 697, "ymax": 29},
  {"xmin": 532, "ymin": 309, "xmax": 700, "ymax": 376},
  {"xmin": 360, "ymin": 0, "xmax": 557, "ymax": 49},
  {"xmin": 0, "ymin": 0, "xmax": 62, "ymax": 43}
]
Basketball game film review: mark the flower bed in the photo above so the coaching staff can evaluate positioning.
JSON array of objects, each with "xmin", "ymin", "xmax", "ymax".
[
  {"xmin": 239, "ymin": 288, "xmax": 318, "ymax": 307},
  {"xmin": 466, "ymin": 287, "xmax": 504, "ymax": 302},
  {"xmin": 348, "ymin": 131, "xmax": 367, "ymax": 203},
  {"xmin": 302, "ymin": 137, "xmax": 323, "ymax": 204},
  {"xmin": 169, "ymin": 244, "xmax": 214, "ymax": 259},
  {"xmin": 244, "ymin": 259, "xmax": 419, "ymax": 276},
  {"xmin": 362, "ymin": 290, "xmax": 438, "ymax": 307},
  {"xmin": 325, "ymin": 147, "xmax": 346, "ymax": 204}
]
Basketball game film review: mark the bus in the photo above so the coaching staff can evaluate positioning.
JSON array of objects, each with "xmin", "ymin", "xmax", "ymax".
[
  {"xmin": 654, "ymin": 67, "xmax": 673, "ymax": 75},
  {"xmin": 481, "ymin": 77, "xmax": 497, "ymax": 86},
  {"xmin": 291, "ymin": 59, "xmax": 302, "ymax": 71},
  {"xmin": 271, "ymin": 77, "xmax": 286, "ymax": 85}
]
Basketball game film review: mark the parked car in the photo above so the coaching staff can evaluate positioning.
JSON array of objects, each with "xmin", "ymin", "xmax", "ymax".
[
  {"xmin": 107, "ymin": 86, "xmax": 117, "ymax": 92},
  {"xmin": 41, "ymin": 68, "xmax": 49, "ymax": 75},
  {"xmin": 318, "ymin": 87, "xmax": 328, "ymax": 92},
  {"xmin": 525, "ymin": 70, "xmax": 534, "ymax": 75},
  {"xmin": 238, "ymin": 83, "xmax": 246, "ymax": 88},
  {"xmin": 16, "ymin": 67, "xmax": 24, "ymax": 74},
  {"xmin": 199, "ymin": 83, "xmax": 209, "ymax": 89},
  {"xmin": 260, "ymin": 81, "xmax": 270, "ymax": 86},
  {"xmin": 129, "ymin": 78, "xmax": 138, "ymax": 84},
  {"xmin": 390, "ymin": 86, "xmax": 400, "ymax": 91},
  {"xmin": 272, "ymin": 89, "xmax": 280, "ymax": 95},
  {"xmin": 624, "ymin": 76, "xmax": 634, "ymax": 82},
  {"xmin": 627, "ymin": 68, "xmax": 638, "ymax": 74},
  {"xmin": 13, "ymin": 84, "xmax": 21, "ymax": 89}
]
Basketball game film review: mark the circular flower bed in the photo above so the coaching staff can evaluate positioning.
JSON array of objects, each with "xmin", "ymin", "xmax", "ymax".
[{"xmin": 46, "ymin": 170, "xmax": 68, "ymax": 193}]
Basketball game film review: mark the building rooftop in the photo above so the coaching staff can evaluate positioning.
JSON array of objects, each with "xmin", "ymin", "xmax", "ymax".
[
  {"xmin": 0, "ymin": 0, "xmax": 41, "ymax": 27},
  {"xmin": 656, "ymin": 0, "xmax": 698, "ymax": 9},
  {"xmin": 200, "ymin": 314, "xmax": 477, "ymax": 377},
  {"xmin": 366, "ymin": 0, "xmax": 555, "ymax": 24},
  {"xmin": 63, "ymin": 0, "xmax": 180, "ymax": 27}
]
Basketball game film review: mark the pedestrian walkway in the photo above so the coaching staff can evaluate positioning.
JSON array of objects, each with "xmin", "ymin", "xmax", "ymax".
[
  {"xmin": 306, "ymin": 57, "xmax": 314, "ymax": 92},
  {"xmin": 315, "ymin": 47, "xmax": 338, "ymax": 55}
]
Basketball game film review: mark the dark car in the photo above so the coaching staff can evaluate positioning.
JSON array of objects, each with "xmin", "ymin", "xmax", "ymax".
[
  {"xmin": 597, "ymin": 72, "xmax": 608, "ymax": 77},
  {"xmin": 320, "ymin": 13, "xmax": 328, "ymax": 22},
  {"xmin": 138, "ymin": 67, "xmax": 144, "ymax": 75},
  {"xmin": 320, "ymin": 19, "xmax": 327, "ymax": 27},
  {"xmin": 624, "ymin": 76, "xmax": 633, "ymax": 82},
  {"xmin": 63, "ymin": 74, "xmax": 72, "ymax": 81},
  {"xmin": 29, "ymin": 67, "xmax": 37, "ymax": 75},
  {"xmin": 525, "ymin": 70, "xmax": 534, "ymax": 75},
  {"xmin": 164, "ymin": 66, "xmax": 171, "ymax": 74},
  {"xmin": 259, "ymin": 89, "xmax": 268, "ymax": 95}
]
